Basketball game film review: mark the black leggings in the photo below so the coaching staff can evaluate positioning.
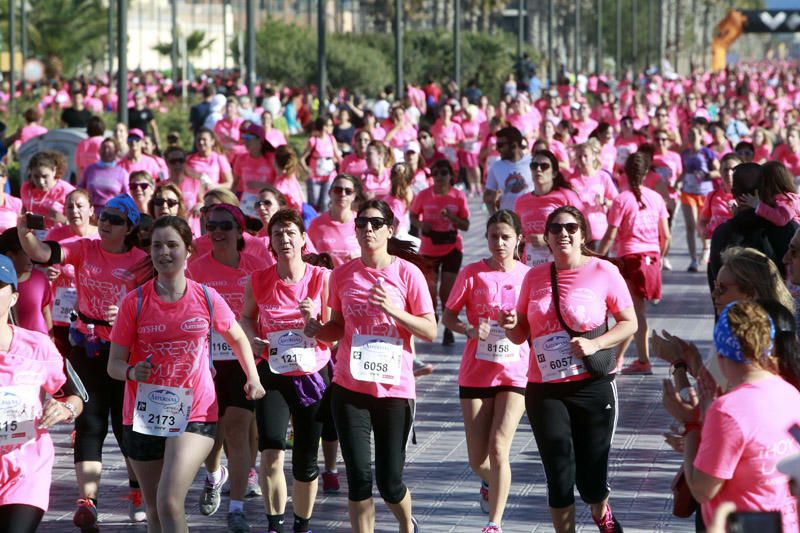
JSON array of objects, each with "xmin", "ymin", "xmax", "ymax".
[
  {"xmin": 525, "ymin": 375, "xmax": 618, "ymax": 509},
  {"xmin": 69, "ymin": 345, "xmax": 126, "ymax": 462},
  {"xmin": 255, "ymin": 364, "xmax": 328, "ymax": 483},
  {"xmin": 0, "ymin": 504, "xmax": 44, "ymax": 533},
  {"xmin": 330, "ymin": 384, "xmax": 413, "ymax": 504}
]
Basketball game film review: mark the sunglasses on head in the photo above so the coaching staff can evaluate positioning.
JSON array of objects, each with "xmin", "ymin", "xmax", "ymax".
[
  {"xmin": 205, "ymin": 220, "xmax": 236, "ymax": 232},
  {"xmin": 331, "ymin": 185, "xmax": 355, "ymax": 196},
  {"xmin": 100, "ymin": 212, "xmax": 127, "ymax": 226},
  {"xmin": 130, "ymin": 182, "xmax": 150, "ymax": 191},
  {"xmin": 546, "ymin": 222, "xmax": 580, "ymax": 235},
  {"xmin": 354, "ymin": 216, "xmax": 388, "ymax": 230},
  {"xmin": 531, "ymin": 162, "xmax": 551, "ymax": 171},
  {"xmin": 154, "ymin": 198, "xmax": 179, "ymax": 208}
]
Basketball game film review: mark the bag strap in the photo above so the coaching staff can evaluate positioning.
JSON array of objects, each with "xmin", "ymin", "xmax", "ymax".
[
  {"xmin": 202, "ymin": 284, "xmax": 215, "ymax": 369},
  {"xmin": 550, "ymin": 263, "xmax": 579, "ymax": 337},
  {"xmin": 136, "ymin": 286, "xmax": 143, "ymax": 322}
]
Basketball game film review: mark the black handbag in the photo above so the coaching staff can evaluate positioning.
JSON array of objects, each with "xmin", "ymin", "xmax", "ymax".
[{"xmin": 549, "ymin": 263, "xmax": 617, "ymax": 377}]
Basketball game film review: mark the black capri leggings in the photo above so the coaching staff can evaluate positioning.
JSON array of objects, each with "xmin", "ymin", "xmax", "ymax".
[
  {"xmin": 0, "ymin": 504, "xmax": 45, "ymax": 533},
  {"xmin": 525, "ymin": 375, "xmax": 618, "ymax": 509},
  {"xmin": 330, "ymin": 383, "xmax": 414, "ymax": 504},
  {"xmin": 255, "ymin": 363, "xmax": 329, "ymax": 483},
  {"xmin": 69, "ymin": 345, "xmax": 126, "ymax": 462}
]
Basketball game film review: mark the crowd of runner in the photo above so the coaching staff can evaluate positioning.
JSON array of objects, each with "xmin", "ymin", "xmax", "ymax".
[{"xmin": 2, "ymin": 62, "xmax": 800, "ymax": 533}]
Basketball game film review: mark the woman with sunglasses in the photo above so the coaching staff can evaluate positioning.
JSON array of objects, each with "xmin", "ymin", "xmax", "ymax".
[
  {"xmin": 128, "ymin": 170, "xmax": 155, "ymax": 215},
  {"xmin": 186, "ymin": 128, "xmax": 234, "ymax": 190},
  {"xmin": 107, "ymin": 215, "xmax": 264, "ymax": 533},
  {"xmin": 149, "ymin": 183, "xmax": 187, "ymax": 220},
  {"xmin": 241, "ymin": 208, "xmax": 332, "ymax": 533},
  {"xmin": 79, "ymin": 137, "xmax": 128, "ymax": 213},
  {"xmin": 303, "ymin": 199, "xmax": 436, "ymax": 533},
  {"xmin": 499, "ymin": 205, "xmax": 637, "ymax": 533},
  {"xmin": 20, "ymin": 150, "xmax": 74, "ymax": 235},
  {"xmin": 410, "ymin": 159, "xmax": 470, "ymax": 346},
  {"xmin": 187, "ymin": 205, "xmax": 266, "ymax": 530},
  {"xmin": 308, "ymin": 174, "xmax": 361, "ymax": 268},
  {"xmin": 233, "ymin": 123, "xmax": 276, "ymax": 217},
  {"xmin": 569, "ymin": 139, "xmax": 619, "ymax": 248},
  {"xmin": 514, "ymin": 150, "xmax": 583, "ymax": 268},
  {"xmin": 119, "ymin": 129, "xmax": 162, "ymax": 182},
  {"xmin": 442, "ymin": 209, "xmax": 531, "ymax": 533},
  {"xmin": 18, "ymin": 193, "xmax": 149, "ymax": 530},
  {"xmin": 341, "ymin": 130, "xmax": 372, "ymax": 177},
  {"xmin": 163, "ymin": 146, "xmax": 203, "ymax": 215}
]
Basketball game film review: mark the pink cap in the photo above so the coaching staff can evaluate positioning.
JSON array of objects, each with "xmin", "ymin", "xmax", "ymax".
[{"xmin": 128, "ymin": 128, "xmax": 144, "ymax": 139}]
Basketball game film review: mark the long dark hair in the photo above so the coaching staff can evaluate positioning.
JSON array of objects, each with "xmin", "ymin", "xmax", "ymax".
[
  {"xmin": 532, "ymin": 149, "xmax": 573, "ymax": 192},
  {"xmin": 625, "ymin": 151, "xmax": 649, "ymax": 209},
  {"xmin": 486, "ymin": 209, "xmax": 523, "ymax": 261},
  {"xmin": 137, "ymin": 215, "xmax": 194, "ymax": 282},
  {"xmin": 756, "ymin": 298, "xmax": 800, "ymax": 391},
  {"xmin": 357, "ymin": 199, "xmax": 429, "ymax": 270},
  {"xmin": 544, "ymin": 205, "xmax": 601, "ymax": 259}
]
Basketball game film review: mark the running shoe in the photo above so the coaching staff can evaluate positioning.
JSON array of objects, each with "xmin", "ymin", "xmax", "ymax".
[
  {"xmin": 412, "ymin": 359, "xmax": 434, "ymax": 377},
  {"xmin": 321, "ymin": 470, "xmax": 340, "ymax": 493},
  {"xmin": 479, "ymin": 480, "xmax": 490, "ymax": 514},
  {"xmin": 245, "ymin": 467, "xmax": 262, "ymax": 498},
  {"xmin": 126, "ymin": 489, "xmax": 147, "ymax": 522},
  {"xmin": 73, "ymin": 498, "xmax": 99, "ymax": 532},
  {"xmin": 442, "ymin": 328, "xmax": 455, "ymax": 346},
  {"xmin": 687, "ymin": 259, "xmax": 699, "ymax": 273},
  {"xmin": 481, "ymin": 525, "xmax": 502, "ymax": 533},
  {"xmin": 621, "ymin": 360, "xmax": 653, "ymax": 375},
  {"xmin": 227, "ymin": 509, "xmax": 251, "ymax": 532},
  {"xmin": 199, "ymin": 464, "xmax": 229, "ymax": 516},
  {"xmin": 593, "ymin": 503, "xmax": 623, "ymax": 533},
  {"xmin": 412, "ymin": 516, "xmax": 420, "ymax": 533}
]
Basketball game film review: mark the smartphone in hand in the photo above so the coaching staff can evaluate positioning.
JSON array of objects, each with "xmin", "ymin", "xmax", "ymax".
[{"xmin": 26, "ymin": 213, "xmax": 46, "ymax": 231}]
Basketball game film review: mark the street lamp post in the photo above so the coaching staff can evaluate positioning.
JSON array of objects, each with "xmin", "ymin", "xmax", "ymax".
[
  {"xmin": 453, "ymin": 0, "xmax": 460, "ymax": 91},
  {"xmin": 8, "ymin": 0, "xmax": 14, "ymax": 110},
  {"xmin": 574, "ymin": 0, "xmax": 580, "ymax": 74},
  {"xmin": 596, "ymin": 0, "xmax": 602, "ymax": 74},
  {"xmin": 317, "ymin": 0, "xmax": 326, "ymax": 111},
  {"xmin": 108, "ymin": 0, "xmax": 114, "ymax": 84},
  {"xmin": 246, "ymin": 0, "xmax": 255, "ymax": 97},
  {"xmin": 395, "ymin": 0, "xmax": 403, "ymax": 99},
  {"xmin": 171, "ymin": 0, "xmax": 178, "ymax": 84},
  {"xmin": 117, "ymin": 0, "xmax": 128, "ymax": 125}
]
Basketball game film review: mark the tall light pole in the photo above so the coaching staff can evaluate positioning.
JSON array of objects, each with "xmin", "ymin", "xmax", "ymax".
[
  {"xmin": 615, "ymin": 0, "xmax": 621, "ymax": 78},
  {"xmin": 516, "ymin": 0, "xmax": 523, "ymax": 75},
  {"xmin": 117, "ymin": 0, "xmax": 128, "ymax": 125},
  {"xmin": 246, "ymin": 0, "xmax": 255, "ymax": 97},
  {"xmin": 631, "ymin": 0, "xmax": 637, "ymax": 72},
  {"xmin": 453, "ymin": 0, "xmax": 461, "ymax": 91},
  {"xmin": 8, "ymin": 0, "xmax": 14, "ymax": 110},
  {"xmin": 394, "ymin": 0, "xmax": 403, "ymax": 99},
  {"xmin": 574, "ymin": 0, "xmax": 580, "ymax": 74},
  {"xmin": 547, "ymin": 0, "xmax": 553, "ymax": 83},
  {"xmin": 108, "ymin": 0, "xmax": 114, "ymax": 84},
  {"xmin": 317, "ymin": 0, "xmax": 326, "ymax": 110},
  {"xmin": 596, "ymin": 0, "xmax": 602, "ymax": 74},
  {"xmin": 20, "ymin": 0, "xmax": 26, "ymax": 61},
  {"xmin": 171, "ymin": 0, "xmax": 178, "ymax": 84}
]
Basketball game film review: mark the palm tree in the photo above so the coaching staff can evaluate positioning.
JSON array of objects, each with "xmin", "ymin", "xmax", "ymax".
[{"xmin": 152, "ymin": 30, "xmax": 216, "ymax": 62}]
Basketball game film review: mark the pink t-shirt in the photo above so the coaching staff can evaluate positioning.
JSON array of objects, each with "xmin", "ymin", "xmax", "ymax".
[
  {"xmin": 273, "ymin": 174, "xmax": 304, "ymax": 212},
  {"xmin": 111, "ymin": 279, "xmax": 236, "ymax": 425},
  {"xmin": 306, "ymin": 134, "xmax": 338, "ymax": 182},
  {"xmin": 232, "ymin": 153, "xmax": 275, "ymax": 195},
  {"xmin": 20, "ymin": 180, "xmax": 75, "ymax": 230},
  {"xmin": 329, "ymin": 257, "xmax": 434, "ymax": 399},
  {"xmin": 0, "ymin": 194, "xmax": 22, "ymax": 232},
  {"xmin": 16, "ymin": 269, "xmax": 53, "ymax": 335},
  {"xmin": 773, "ymin": 145, "xmax": 800, "ymax": 179},
  {"xmin": 250, "ymin": 263, "xmax": 331, "ymax": 375},
  {"xmin": 0, "ymin": 327, "xmax": 66, "ymax": 512},
  {"xmin": 119, "ymin": 155, "xmax": 163, "ymax": 181},
  {"xmin": 307, "ymin": 212, "xmax": 360, "ymax": 267},
  {"xmin": 16, "ymin": 124, "xmax": 48, "ymax": 149},
  {"xmin": 361, "ymin": 168, "xmax": 392, "ymax": 200},
  {"xmin": 517, "ymin": 257, "xmax": 633, "ymax": 383},
  {"xmin": 384, "ymin": 195, "xmax": 411, "ymax": 235},
  {"xmin": 186, "ymin": 251, "xmax": 264, "ymax": 318},
  {"xmin": 74, "ymin": 136, "xmax": 104, "ymax": 177},
  {"xmin": 410, "ymin": 186, "xmax": 470, "ymax": 257},
  {"xmin": 265, "ymin": 128, "xmax": 287, "ymax": 149},
  {"xmin": 445, "ymin": 259, "xmax": 531, "ymax": 388},
  {"xmin": 569, "ymin": 171, "xmax": 619, "ymax": 242},
  {"xmin": 186, "ymin": 151, "xmax": 232, "ymax": 185},
  {"xmin": 61, "ymin": 238, "xmax": 148, "ymax": 340},
  {"xmin": 431, "ymin": 121, "xmax": 464, "ymax": 165},
  {"xmin": 701, "ymin": 189, "xmax": 734, "ymax": 238},
  {"xmin": 614, "ymin": 135, "xmax": 645, "ymax": 170},
  {"xmin": 45, "ymin": 226, "xmax": 99, "ymax": 327},
  {"xmin": 695, "ymin": 375, "xmax": 800, "ymax": 533},
  {"xmin": 755, "ymin": 192, "xmax": 800, "ymax": 226},
  {"xmin": 192, "ymin": 232, "xmax": 272, "ymax": 266},
  {"xmin": 513, "ymin": 188, "xmax": 585, "ymax": 265},
  {"xmin": 341, "ymin": 154, "xmax": 368, "ymax": 177},
  {"xmin": 606, "ymin": 188, "xmax": 667, "ymax": 256}
]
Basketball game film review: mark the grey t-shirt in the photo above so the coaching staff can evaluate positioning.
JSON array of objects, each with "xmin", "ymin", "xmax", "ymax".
[{"xmin": 486, "ymin": 154, "xmax": 533, "ymax": 211}]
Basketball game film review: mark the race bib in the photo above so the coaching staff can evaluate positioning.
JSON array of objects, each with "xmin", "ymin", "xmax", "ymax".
[
  {"xmin": 240, "ymin": 191, "xmax": 259, "ymax": 218},
  {"xmin": 0, "ymin": 385, "xmax": 39, "ymax": 446},
  {"xmin": 476, "ymin": 322, "xmax": 521, "ymax": 363},
  {"xmin": 443, "ymin": 147, "xmax": 458, "ymax": 163},
  {"xmin": 533, "ymin": 331, "xmax": 587, "ymax": 382},
  {"xmin": 210, "ymin": 330, "xmax": 236, "ymax": 361},
  {"xmin": 316, "ymin": 158, "xmax": 335, "ymax": 176},
  {"xmin": 525, "ymin": 243, "xmax": 551, "ymax": 267},
  {"xmin": 132, "ymin": 383, "xmax": 192, "ymax": 437},
  {"xmin": 350, "ymin": 334, "xmax": 403, "ymax": 385},
  {"xmin": 267, "ymin": 329, "xmax": 317, "ymax": 375},
  {"xmin": 463, "ymin": 140, "xmax": 477, "ymax": 152},
  {"xmin": 52, "ymin": 287, "xmax": 78, "ymax": 324}
]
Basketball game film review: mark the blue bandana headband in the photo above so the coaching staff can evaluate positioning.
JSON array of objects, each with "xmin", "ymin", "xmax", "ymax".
[
  {"xmin": 105, "ymin": 194, "xmax": 141, "ymax": 227},
  {"xmin": 714, "ymin": 301, "xmax": 775, "ymax": 364}
]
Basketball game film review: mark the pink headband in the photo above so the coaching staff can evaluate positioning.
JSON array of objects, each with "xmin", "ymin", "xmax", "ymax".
[{"xmin": 208, "ymin": 203, "xmax": 246, "ymax": 230}]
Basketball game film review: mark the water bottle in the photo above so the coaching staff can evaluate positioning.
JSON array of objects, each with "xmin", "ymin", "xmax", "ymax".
[
  {"xmin": 85, "ymin": 324, "xmax": 99, "ymax": 359},
  {"xmin": 501, "ymin": 285, "xmax": 516, "ymax": 313}
]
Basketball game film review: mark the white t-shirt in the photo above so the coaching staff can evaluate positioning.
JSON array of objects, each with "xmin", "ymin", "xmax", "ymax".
[{"xmin": 486, "ymin": 155, "xmax": 534, "ymax": 211}]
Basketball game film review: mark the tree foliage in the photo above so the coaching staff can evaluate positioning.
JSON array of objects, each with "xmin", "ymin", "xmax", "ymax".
[{"xmin": 152, "ymin": 30, "xmax": 216, "ymax": 60}]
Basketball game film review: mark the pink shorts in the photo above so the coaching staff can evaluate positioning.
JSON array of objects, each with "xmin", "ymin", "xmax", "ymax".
[{"xmin": 619, "ymin": 252, "xmax": 662, "ymax": 301}]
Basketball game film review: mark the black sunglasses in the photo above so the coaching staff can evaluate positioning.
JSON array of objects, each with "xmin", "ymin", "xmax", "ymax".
[
  {"xmin": 546, "ymin": 222, "xmax": 580, "ymax": 235},
  {"xmin": 354, "ymin": 216, "xmax": 388, "ymax": 230},
  {"xmin": 255, "ymin": 199, "xmax": 275, "ymax": 209},
  {"xmin": 205, "ymin": 220, "xmax": 236, "ymax": 232},
  {"xmin": 100, "ymin": 212, "xmax": 127, "ymax": 226},
  {"xmin": 154, "ymin": 198, "xmax": 179, "ymax": 208},
  {"xmin": 130, "ymin": 182, "xmax": 151, "ymax": 191},
  {"xmin": 168, "ymin": 157, "xmax": 185, "ymax": 164},
  {"xmin": 531, "ymin": 162, "xmax": 551, "ymax": 171},
  {"xmin": 331, "ymin": 185, "xmax": 355, "ymax": 196}
]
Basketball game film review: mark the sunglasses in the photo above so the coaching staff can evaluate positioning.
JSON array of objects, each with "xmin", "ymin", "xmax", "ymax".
[
  {"xmin": 354, "ymin": 216, "xmax": 388, "ymax": 230},
  {"xmin": 205, "ymin": 220, "xmax": 236, "ymax": 232},
  {"xmin": 154, "ymin": 198, "xmax": 179, "ymax": 208},
  {"xmin": 433, "ymin": 171, "xmax": 452, "ymax": 177},
  {"xmin": 127, "ymin": 136, "xmax": 143, "ymax": 143},
  {"xmin": 254, "ymin": 199, "xmax": 275, "ymax": 209},
  {"xmin": 656, "ymin": 137, "xmax": 669, "ymax": 142},
  {"xmin": 130, "ymin": 182, "xmax": 151, "ymax": 191},
  {"xmin": 531, "ymin": 162, "xmax": 551, "ymax": 171},
  {"xmin": 168, "ymin": 157, "xmax": 185, "ymax": 164},
  {"xmin": 331, "ymin": 185, "xmax": 355, "ymax": 196},
  {"xmin": 546, "ymin": 222, "xmax": 580, "ymax": 235},
  {"xmin": 100, "ymin": 212, "xmax": 127, "ymax": 226}
]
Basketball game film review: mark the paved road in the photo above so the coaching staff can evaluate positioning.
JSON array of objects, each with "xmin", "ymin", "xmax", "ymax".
[{"xmin": 40, "ymin": 196, "xmax": 714, "ymax": 532}]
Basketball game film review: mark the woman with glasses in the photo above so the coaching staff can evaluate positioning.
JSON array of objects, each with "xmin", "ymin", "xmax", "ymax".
[
  {"xmin": 303, "ymin": 199, "xmax": 436, "ymax": 533},
  {"xmin": 417, "ymin": 125, "xmax": 446, "ymax": 168},
  {"xmin": 613, "ymin": 116, "xmax": 645, "ymax": 175},
  {"xmin": 187, "ymin": 205, "xmax": 266, "ymax": 530},
  {"xmin": 128, "ymin": 170, "xmax": 155, "ymax": 215},
  {"xmin": 651, "ymin": 128, "xmax": 684, "ymax": 271},
  {"xmin": 500, "ymin": 205, "xmax": 637, "ymax": 533},
  {"xmin": 308, "ymin": 174, "xmax": 361, "ymax": 268},
  {"xmin": 79, "ymin": 138, "xmax": 128, "ymax": 213},
  {"xmin": 17, "ymin": 194, "xmax": 149, "ymax": 530},
  {"xmin": 569, "ymin": 139, "xmax": 618, "ymax": 247},
  {"xmin": 650, "ymin": 105, "xmax": 682, "ymax": 148},
  {"xmin": 341, "ymin": 130, "xmax": 372, "ymax": 177},
  {"xmin": 301, "ymin": 115, "xmax": 341, "ymax": 213},
  {"xmin": 514, "ymin": 150, "xmax": 582, "ymax": 268},
  {"xmin": 163, "ymin": 146, "xmax": 203, "ymax": 215},
  {"xmin": 241, "ymin": 208, "xmax": 332, "ymax": 533},
  {"xmin": 410, "ymin": 159, "xmax": 470, "ymax": 346},
  {"xmin": 442, "ymin": 209, "xmax": 531, "ymax": 533},
  {"xmin": 119, "ymin": 129, "xmax": 162, "ymax": 182},
  {"xmin": 187, "ymin": 128, "xmax": 234, "ymax": 190},
  {"xmin": 233, "ymin": 123, "xmax": 276, "ymax": 217},
  {"xmin": 149, "ymin": 183, "xmax": 187, "ymax": 219}
]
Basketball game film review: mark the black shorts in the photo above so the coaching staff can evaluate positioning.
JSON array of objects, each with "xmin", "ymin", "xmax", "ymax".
[
  {"xmin": 214, "ymin": 361, "xmax": 255, "ymax": 415},
  {"xmin": 424, "ymin": 248, "xmax": 463, "ymax": 274},
  {"xmin": 123, "ymin": 422, "xmax": 217, "ymax": 462},
  {"xmin": 458, "ymin": 385, "xmax": 526, "ymax": 399}
]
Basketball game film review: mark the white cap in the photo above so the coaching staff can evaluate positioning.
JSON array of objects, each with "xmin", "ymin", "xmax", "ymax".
[{"xmin": 404, "ymin": 140, "xmax": 421, "ymax": 154}]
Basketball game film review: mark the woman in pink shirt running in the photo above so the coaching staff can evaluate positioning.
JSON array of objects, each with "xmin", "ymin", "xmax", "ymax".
[
  {"xmin": 0, "ymin": 163, "xmax": 23, "ymax": 232},
  {"xmin": 107, "ymin": 215, "xmax": 264, "ymax": 532},
  {"xmin": 569, "ymin": 139, "xmax": 619, "ymax": 246},
  {"xmin": 442, "ymin": 210, "xmax": 531, "ymax": 533},
  {"xmin": 341, "ymin": 130, "xmax": 371, "ymax": 177},
  {"xmin": 301, "ymin": 115, "xmax": 341, "ymax": 212},
  {"xmin": 361, "ymin": 140, "xmax": 393, "ymax": 201},
  {"xmin": 186, "ymin": 129, "xmax": 234, "ymax": 189},
  {"xmin": 303, "ymin": 199, "xmax": 436, "ymax": 533},
  {"xmin": 233, "ymin": 123, "xmax": 276, "ymax": 215},
  {"xmin": 20, "ymin": 150, "xmax": 74, "ymax": 234},
  {"xmin": 307, "ymin": 174, "xmax": 361, "ymax": 267}
]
